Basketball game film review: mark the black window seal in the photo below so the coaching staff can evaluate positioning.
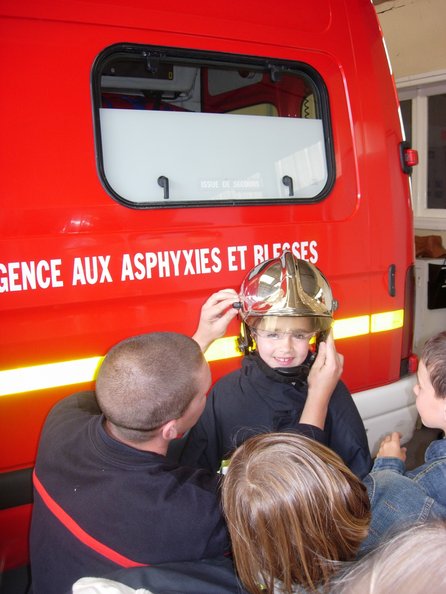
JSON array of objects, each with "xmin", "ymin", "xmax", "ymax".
[{"xmin": 91, "ymin": 42, "xmax": 335, "ymax": 210}]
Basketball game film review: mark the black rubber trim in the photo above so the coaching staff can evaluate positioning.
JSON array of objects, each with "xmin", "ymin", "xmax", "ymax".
[
  {"xmin": 91, "ymin": 43, "xmax": 335, "ymax": 210},
  {"xmin": 0, "ymin": 467, "xmax": 33, "ymax": 510}
]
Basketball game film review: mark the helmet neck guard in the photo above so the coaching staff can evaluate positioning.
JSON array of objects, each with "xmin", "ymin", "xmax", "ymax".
[{"xmin": 250, "ymin": 351, "xmax": 313, "ymax": 385}]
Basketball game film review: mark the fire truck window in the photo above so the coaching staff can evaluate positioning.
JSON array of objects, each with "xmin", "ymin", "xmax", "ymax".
[
  {"xmin": 229, "ymin": 104, "xmax": 278, "ymax": 117},
  {"xmin": 92, "ymin": 45, "xmax": 333, "ymax": 208}
]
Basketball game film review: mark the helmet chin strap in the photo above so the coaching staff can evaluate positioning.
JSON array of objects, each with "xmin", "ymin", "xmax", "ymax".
[{"xmin": 237, "ymin": 321, "xmax": 255, "ymax": 355}]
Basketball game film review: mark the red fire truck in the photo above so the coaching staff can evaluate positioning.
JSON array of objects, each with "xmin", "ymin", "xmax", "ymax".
[{"xmin": 0, "ymin": 0, "xmax": 418, "ymax": 581}]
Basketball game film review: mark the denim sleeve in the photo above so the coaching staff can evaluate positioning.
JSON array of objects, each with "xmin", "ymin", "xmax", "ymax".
[
  {"xmin": 360, "ymin": 469, "xmax": 446, "ymax": 556},
  {"xmin": 371, "ymin": 456, "xmax": 406, "ymax": 474}
]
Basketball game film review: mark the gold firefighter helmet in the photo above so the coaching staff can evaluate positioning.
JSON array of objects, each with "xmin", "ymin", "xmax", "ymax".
[{"xmin": 239, "ymin": 250, "xmax": 335, "ymax": 334}]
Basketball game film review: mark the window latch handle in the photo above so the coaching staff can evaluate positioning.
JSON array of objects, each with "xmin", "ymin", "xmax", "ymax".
[
  {"xmin": 158, "ymin": 176, "xmax": 169, "ymax": 200},
  {"xmin": 282, "ymin": 175, "xmax": 294, "ymax": 197}
]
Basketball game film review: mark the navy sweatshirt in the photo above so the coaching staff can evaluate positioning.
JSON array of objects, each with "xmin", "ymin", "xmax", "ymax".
[{"xmin": 30, "ymin": 391, "xmax": 229, "ymax": 594}]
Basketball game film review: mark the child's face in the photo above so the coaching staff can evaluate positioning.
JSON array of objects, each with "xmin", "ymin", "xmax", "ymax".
[
  {"xmin": 413, "ymin": 361, "xmax": 445, "ymax": 429},
  {"xmin": 253, "ymin": 316, "xmax": 315, "ymax": 369}
]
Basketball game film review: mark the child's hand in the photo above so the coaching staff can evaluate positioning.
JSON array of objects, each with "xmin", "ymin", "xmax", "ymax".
[
  {"xmin": 300, "ymin": 331, "xmax": 344, "ymax": 429},
  {"xmin": 307, "ymin": 330, "xmax": 344, "ymax": 401},
  {"xmin": 193, "ymin": 289, "xmax": 239, "ymax": 352},
  {"xmin": 376, "ymin": 432, "xmax": 407, "ymax": 462}
]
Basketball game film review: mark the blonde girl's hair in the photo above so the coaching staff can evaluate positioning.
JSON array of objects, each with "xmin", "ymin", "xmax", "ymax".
[
  {"xmin": 333, "ymin": 521, "xmax": 446, "ymax": 594},
  {"xmin": 221, "ymin": 432, "xmax": 371, "ymax": 594}
]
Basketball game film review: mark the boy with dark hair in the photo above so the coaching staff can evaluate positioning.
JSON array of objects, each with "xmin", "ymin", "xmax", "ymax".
[{"xmin": 371, "ymin": 330, "xmax": 446, "ymax": 506}]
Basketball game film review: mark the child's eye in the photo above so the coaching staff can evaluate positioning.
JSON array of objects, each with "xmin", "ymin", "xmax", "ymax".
[
  {"xmin": 291, "ymin": 332, "xmax": 305, "ymax": 340},
  {"xmin": 266, "ymin": 332, "xmax": 280, "ymax": 339}
]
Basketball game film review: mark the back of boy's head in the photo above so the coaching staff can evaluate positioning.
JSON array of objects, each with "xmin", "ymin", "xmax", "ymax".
[
  {"xmin": 422, "ymin": 331, "xmax": 446, "ymax": 398},
  {"xmin": 95, "ymin": 332, "xmax": 205, "ymax": 440},
  {"xmin": 221, "ymin": 432, "xmax": 371, "ymax": 594}
]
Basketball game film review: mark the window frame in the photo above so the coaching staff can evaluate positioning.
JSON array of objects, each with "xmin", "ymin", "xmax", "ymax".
[
  {"xmin": 91, "ymin": 43, "xmax": 335, "ymax": 209},
  {"xmin": 398, "ymin": 69, "xmax": 446, "ymax": 229}
]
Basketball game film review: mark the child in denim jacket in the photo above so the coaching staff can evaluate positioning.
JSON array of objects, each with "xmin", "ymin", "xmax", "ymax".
[{"xmin": 371, "ymin": 330, "xmax": 446, "ymax": 507}]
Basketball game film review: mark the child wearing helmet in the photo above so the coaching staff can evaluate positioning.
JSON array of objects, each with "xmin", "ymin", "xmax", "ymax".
[{"xmin": 175, "ymin": 251, "xmax": 372, "ymax": 478}]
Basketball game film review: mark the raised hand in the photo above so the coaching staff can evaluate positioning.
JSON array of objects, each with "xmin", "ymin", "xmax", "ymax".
[
  {"xmin": 300, "ymin": 331, "xmax": 344, "ymax": 429},
  {"xmin": 192, "ymin": 288, "xmax": 240, "ymax": 352},
  {"xmin": 376, "ymin": 432, "xmax": 407, "ymax": 462}
]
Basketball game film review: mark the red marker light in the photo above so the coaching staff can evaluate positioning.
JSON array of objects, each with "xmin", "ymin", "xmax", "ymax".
[
  {"xmin": 408, "ymin": 353, "xmax": 418, "ymax": 374},
  {"xmin": 404, "ymin": 148, "xmax": 419, "ymax": 167},
  {"xmin": 400, "ymin": 142, "xmax": 419, "ymax": 174}
]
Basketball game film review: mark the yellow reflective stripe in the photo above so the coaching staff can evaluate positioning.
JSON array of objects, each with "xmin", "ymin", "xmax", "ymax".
[
  {"xmin": 0, "ymin": 356, "xmax": 103, "ymax": 397},
  {"xmin": 332, "ymin": 309, "xmax": 404, "ymax": 338},
  {"xmin": 332, "ymin": 315, "xmax": 370, "ymax": 339},
  {"xmin": 204, "ymin": 336, "xmax": 241, "ymax": 362},
  {"xmin": 371, "ymin": 309, "xmax": 404, "ymax": 333},
  {"xmin": 0, "ymin": 309, "xmax": 406, "ymax": 397}
]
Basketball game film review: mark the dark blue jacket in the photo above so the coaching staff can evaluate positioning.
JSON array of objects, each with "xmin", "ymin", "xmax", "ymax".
[
  {"xmin": 30, "ymin": 391, "xmax": 229, "ymax": 594},
  {"xmin": 176, "ymin": 353, "xmax": 372, "ymax": 478}
]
